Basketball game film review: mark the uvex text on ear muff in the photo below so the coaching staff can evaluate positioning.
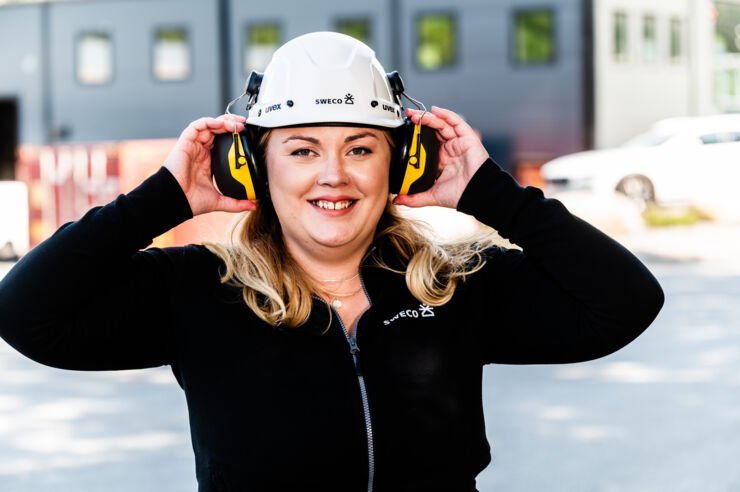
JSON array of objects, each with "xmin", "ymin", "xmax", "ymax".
[{"xmin": 210, "ymin": 31, "xmax": 440, "ymax": 200}]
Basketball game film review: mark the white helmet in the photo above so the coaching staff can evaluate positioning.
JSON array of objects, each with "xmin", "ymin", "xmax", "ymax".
[{"xmin": 243, "ymin": 31, "xmax": 405, "ymax": 128}]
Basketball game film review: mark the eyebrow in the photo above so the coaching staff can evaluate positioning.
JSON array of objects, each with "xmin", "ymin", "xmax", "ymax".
[{"xmin": 281, "ymin": 132, "xmax": 378, "ymax": 144}]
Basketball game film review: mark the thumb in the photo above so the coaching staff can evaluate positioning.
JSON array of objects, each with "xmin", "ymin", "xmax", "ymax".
[
  {"xmin": 217, "ymin": 196, "xmax": 258, "ymax": 213},
  {"xmin": 393, "ymin": 190, "xmax": 436, "ymax": 208}
]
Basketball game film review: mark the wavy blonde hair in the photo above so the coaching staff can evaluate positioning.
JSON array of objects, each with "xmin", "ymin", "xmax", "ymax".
[{"xmin": 203, "ymin": 129, "xmax": 503, "ymax": 328}]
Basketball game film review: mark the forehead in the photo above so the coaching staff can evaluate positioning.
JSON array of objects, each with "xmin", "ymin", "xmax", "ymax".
[{"xmin": 270, "ymin": 126, "xmax": 385, "ymax": 143}]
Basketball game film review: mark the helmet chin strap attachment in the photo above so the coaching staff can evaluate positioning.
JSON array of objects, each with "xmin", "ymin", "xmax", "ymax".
[{"xmin": 225, "ymin": 71, "xmax": 264, "ymax": 116}]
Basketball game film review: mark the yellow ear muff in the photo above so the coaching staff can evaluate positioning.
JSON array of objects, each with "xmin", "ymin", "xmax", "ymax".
[
  {"xmin": 398, "ymin": 123, "xmax": 426, "ymax": 195},
  {"xmin": 228, "ymin": 132, "xmax": 257, "ymax": 200}
]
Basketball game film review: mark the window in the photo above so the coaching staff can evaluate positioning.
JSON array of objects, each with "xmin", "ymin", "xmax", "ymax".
[
  {"xmin": 153, "ymin": 28, "xmax": 190, "ymax": 81},
  {"xmin": 614, "ymin": 12, "xmax": 628, "ymax": 61},
  {"xmin": 699, "ymin": 132, "xmax": 740, "ymax": 144},
  {"xmin": 513, "ymin": 9, "xmax": 555, "ymax": 64},
  {"xmin": 670, "ymin": 18, "xmax": 682, "ymax": 61},
  {"xmin": 245, "ymin": 23, "xmax": 281, "ymax": 74},
  {"xmin": 715, "ymin": 1, "xmax": 740, "ymax": 54},
  {"xmin": 642, "ymin": 15, "xmax": 657, "ymax": 62},
  {"xmin": 336, "ymin": 18, "xmax": 371, "ymax": 46},
  {"xmin": 76, "ymin": 32, "xmax": 113, "ymax": 85},
  {"xmin": 416, "ymin": 14, "xmax": 456, "ymax": 70}
]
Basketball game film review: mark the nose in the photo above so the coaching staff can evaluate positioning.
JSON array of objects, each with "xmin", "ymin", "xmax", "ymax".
[{"xmin": 316, "ymin": 152, "xmax": 350, "ymax": 187}]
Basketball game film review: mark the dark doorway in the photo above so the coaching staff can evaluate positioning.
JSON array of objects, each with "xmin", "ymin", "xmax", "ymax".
[{"xmin": 0, "ymin": 98, "xmax": 18, "ymax": 180}]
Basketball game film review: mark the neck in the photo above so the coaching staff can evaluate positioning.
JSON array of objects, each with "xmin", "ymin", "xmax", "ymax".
[{"xmin": 282, "ymin": 235, "xmax": 373, "ymax": 283}]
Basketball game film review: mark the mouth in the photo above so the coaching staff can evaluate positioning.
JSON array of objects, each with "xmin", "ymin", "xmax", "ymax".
[{"xmin": 309, "ymin": 199, "xmax": 357, "ymax": 211}]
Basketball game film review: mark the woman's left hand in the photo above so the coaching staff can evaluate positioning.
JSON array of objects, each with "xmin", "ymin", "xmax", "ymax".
[{"xmin": 393, "ymin": 106, "xmax": 490, "ymax": 209}]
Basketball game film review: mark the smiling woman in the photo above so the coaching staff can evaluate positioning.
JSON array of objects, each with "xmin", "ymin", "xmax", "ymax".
[{"xmin": 0, "ymin": 31, "xmax": 664, "ymax": 491}]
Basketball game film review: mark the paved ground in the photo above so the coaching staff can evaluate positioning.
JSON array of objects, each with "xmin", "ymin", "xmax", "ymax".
[{"xmin": 1, "ymin": 222, "xmax": 740, "ymax": 491}]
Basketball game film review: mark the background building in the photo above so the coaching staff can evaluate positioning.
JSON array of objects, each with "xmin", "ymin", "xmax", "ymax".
[{"xmin": 2, "ymin": 0, "xmax": 740, "ymax": 175}]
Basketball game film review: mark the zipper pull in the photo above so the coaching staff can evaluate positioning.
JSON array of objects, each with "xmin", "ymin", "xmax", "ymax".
[
  {"xmin": 348, "ymin": 337, "xmax": 364, "ymax": 376},
  {"xmin": 348, "ymin": 336, "xmax": 360, "ymax": 354}
]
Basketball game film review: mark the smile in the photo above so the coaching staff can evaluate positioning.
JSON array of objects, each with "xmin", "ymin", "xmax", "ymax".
[{"xmin": 310, "ymin": 199, "xmax": 356, "ymax": 211}]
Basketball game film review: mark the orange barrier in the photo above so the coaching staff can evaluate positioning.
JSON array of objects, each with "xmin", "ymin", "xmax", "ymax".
[
  {"xmin": 515, "ymin": 160, "xmax": 546, "ymax": 189},
  {"xmin": 16, "ymin": 140, "xmax": 239, "ymax": 251}
]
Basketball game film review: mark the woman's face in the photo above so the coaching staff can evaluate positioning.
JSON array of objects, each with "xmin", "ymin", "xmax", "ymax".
[{"xmin": 264, "ymin": 126, "xmax": 392, "ymax": 257}]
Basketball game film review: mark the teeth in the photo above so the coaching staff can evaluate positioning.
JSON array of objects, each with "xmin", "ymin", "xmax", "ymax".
[{"xmin": 312, "ymin": 200, "xmax": 354, "ymax": 210}]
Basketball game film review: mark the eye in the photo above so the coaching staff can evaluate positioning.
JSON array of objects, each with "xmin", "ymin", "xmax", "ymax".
[
  {"xmin": 290, "ymin": 148, "xmax": 315, "ymax": 158},
  {"xmin": 348, "ymin": 147, "xmax": 372, "ymax": 157}
]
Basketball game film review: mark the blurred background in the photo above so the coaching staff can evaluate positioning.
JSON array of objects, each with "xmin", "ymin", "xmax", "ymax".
[{"xmin": 1, "ymin": 0, "xmax": 740, "ymax": 490}]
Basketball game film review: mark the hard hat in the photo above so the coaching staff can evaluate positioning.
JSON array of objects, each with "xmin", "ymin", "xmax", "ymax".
[{"xmin": 245, "ymin": 31, "xmax": 405, "ymax": 128}]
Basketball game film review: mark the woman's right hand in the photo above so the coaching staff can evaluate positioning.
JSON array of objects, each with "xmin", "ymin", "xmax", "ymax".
[{"xmin": 164, "ymin": 115, "xmax": 257, "ymax": 216}]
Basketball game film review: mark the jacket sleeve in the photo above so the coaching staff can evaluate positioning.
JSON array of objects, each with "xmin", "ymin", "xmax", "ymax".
[
  {"xmin": 456, "ymin": 159, "xmax": 664, "ymax": 365},
  {"xmin": 0, "ymin": 167, "xmax": 194, "ymax": 371}
]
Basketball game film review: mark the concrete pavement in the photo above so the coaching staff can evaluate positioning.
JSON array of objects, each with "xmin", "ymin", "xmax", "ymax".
[{"xmin": 1, "ymin": 222, "xmax": 740, "ymax": 491}]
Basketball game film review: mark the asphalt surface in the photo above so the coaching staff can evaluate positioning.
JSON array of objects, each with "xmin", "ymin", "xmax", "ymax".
[{"xmin": 1, "ymin": 223, "xmax": 740, "ymax": 491}]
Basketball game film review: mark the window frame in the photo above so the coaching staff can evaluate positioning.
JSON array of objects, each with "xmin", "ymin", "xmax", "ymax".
[
  {"xmin": 510, "ymin": 7, "xmax": 558, "ymax": 67},
  {"xmin": 669, "ymin": 17, "xmax": 683, "ymax": 62},
  {"xmin": 74, "ymin": 30, "xmax": 115, "ymax": 87},
  {"xmin": 150, "ymin": 25, "xmax": 193, "ymax": 84},
  {"xmin": 334, "ymin": 16, "xmax": 373, "ymax": 48},
  {"xmin": 641, "ymin": 13, "xmax": 658, "ymax": 63},
  {"xmin": 414, "ymin": 11, "xmax": 459, "ymax": 72},
  {"xmin": 613, "ymin": 11, "xmax": 629, "ymax": 62},
  {"xmin": 243, "ymin": 21, "xmax": 282, "ymax": 76}
]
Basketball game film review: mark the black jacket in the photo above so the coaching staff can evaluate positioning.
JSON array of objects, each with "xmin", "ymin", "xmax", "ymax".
[{"xmin": 0, "ymin": 159, "xmax": 664, "ymax": 491}]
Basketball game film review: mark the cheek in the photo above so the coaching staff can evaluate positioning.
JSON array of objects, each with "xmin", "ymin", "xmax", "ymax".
[
  {"xmin": 265, "ymin": 163, "xmax": 308, "ymax": 227},
  {"xmin": 359, "ymin": 162, "xmax": 390, "ymax": 198}
]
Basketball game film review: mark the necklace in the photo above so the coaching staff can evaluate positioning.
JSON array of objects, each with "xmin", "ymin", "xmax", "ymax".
[
  {"xmin": 317, "ymin": 271, "xmax": 360, "ymax": 284},
  {"xmin": 320, "ymin": 286, "xmax": 363, "ymax": 309}
]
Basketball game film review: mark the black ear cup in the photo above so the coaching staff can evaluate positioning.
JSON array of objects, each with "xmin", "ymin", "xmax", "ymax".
[
  {"xmin": 210, "ymin": 129, "xmax": 265, "ymax": 201},
  {"xmin": 389, "ymin": 118, "xmax": 440, "ymax": 195}
]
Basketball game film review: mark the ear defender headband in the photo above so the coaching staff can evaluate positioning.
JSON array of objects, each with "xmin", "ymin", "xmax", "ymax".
[{"xmin": 210, "ymin": 70, "xmax": 439, "ymax": 201}]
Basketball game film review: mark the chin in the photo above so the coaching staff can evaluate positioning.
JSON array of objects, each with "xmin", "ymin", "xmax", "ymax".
[
  {"xmin": 309, "ymin": 228, "xmax": 368, "ymax": 249},
  {"xmin": 312, "ymin": 235, "xmax": 358, "ymax": 249}
]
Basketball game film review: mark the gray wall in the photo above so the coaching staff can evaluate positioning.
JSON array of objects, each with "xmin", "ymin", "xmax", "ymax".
[
  {"xmin": 226, "ymin": 0, "xmax": 395, "ymax": 113},
  {"xmin": 399, "ymin": 0, "xmax": 586, "ymax": 161},
  {"xmin": 0, "ymin": 4, "xmax": 45, "ymax": 145},
  {"xmin": 46, "ymin": 0, "xmax": 221, "ymax": 143},
  {"xmin": 1, "ymin": 0, "xmax": 590, "ymax": 166}
]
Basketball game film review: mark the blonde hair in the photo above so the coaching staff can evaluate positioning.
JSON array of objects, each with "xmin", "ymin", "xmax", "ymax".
[{"xmin": 203, "ymin": 129, "xmax": 503, "ymax": 327}]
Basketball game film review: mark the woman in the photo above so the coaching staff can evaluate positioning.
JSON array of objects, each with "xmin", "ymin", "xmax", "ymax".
[{"xmin": 0, "ymin": 32, "xmax": 663, "ymax": 491}]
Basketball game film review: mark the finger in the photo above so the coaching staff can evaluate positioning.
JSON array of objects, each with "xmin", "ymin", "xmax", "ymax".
[
  {"xmin": 189, "ymin": 117, "xmax": 223, "ymax": 132},
  {"xmin": 210, "ymin": 119, "xmax": 245, "ymax": 134},
  {"xmin": 217, "ymin": 114, "xmax": 248, "ymax": 124},
  {"xmin": 185, "ymin": 119, "xmax": 243, "ymax": 144},
  {"xmin": 392, "ymin": 190, "xmax": 437, "ymax": 208},
  {"xmin": 405, "ymin": 109, "xmax": 457, "ymax": 141},
  {"xmin": 197, "ymin": 130, "xmax": 216, "ymax": 146},
  {"xmin": 431, "ymin": 106, "xmax": 477, "ymax": 137},
  {"xmin": 430, "ymin": 106, "xmax": 466, "ymax": 127},
  {"xmin": 218, "ymin": 197, "xmax": 257, "ymax": 213}
]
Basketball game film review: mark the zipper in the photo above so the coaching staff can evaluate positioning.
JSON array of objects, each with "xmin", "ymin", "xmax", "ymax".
[
  {"xmin": 337, "ymin": 316, "xmax": 375, "ymax": 492},
  {"xmin": 313, "ymin": 271, "xmax": 375, "ymax": 492}
]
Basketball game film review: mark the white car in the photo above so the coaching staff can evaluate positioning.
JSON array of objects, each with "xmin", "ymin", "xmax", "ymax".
[
  {"xmin": 540, "ymin": 114, "xmax": 740, "ymax": 219},
  {"xmin": 0, "ymin": 181, "xmax": 29, "ymax": 260}
]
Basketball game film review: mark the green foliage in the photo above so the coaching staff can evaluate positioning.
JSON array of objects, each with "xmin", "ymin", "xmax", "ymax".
[
  {"xmin": 515, "ymin": 10, "xmax": 554, "ymax": 64},
  {"xmin": 642, "ymin": 204, "xmax": 710, "ymax": 227},
  {"xmin": 337, "ymin": 19, "xmax": 371, "ymax": 47},
  {"xmin": 250, "ymin": 24, "xmax": 281, "ymax": 46},
  {"xmin": 417, "ymin": 14, "xmax": 456, "ymax": 70},
  {"xmin": 157, "ymin": 28, "xmax": 187, "ymax": 44}
]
